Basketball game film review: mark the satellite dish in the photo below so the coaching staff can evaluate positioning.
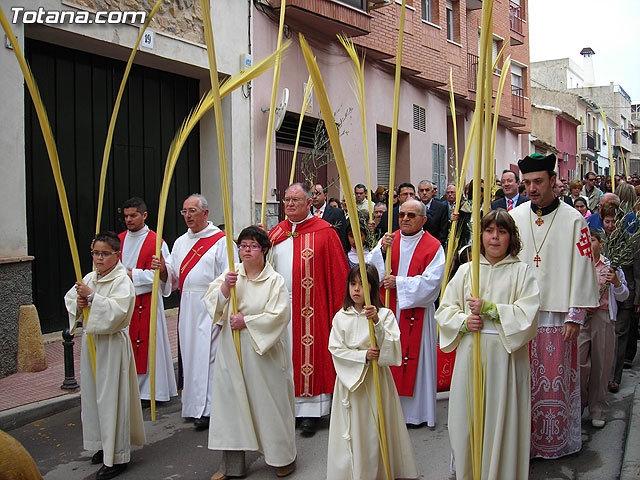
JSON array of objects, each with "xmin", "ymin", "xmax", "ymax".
[{"xmin": 274, "ymin": 87, "xmax": 289, "ymax": 132}]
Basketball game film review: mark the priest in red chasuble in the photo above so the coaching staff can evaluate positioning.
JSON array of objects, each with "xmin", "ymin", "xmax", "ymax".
[
  {"xmin": 367, "ymin": 198, "xmax": 445, "ymax": 428},
  {"xmin": 119, "ymin": 197, "xmax": 177, "ymax": 403},
  {"xmin": 509, "ymin": 153, "xmax": 599, "ymax": 459},
  {"xmin": 268, "ymin": 183, "xmax": 349, "ymax": 437}
]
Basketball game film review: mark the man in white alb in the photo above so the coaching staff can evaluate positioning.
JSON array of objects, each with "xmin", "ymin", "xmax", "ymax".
[
  {"xmin": 368, "ymin": 198, "xmax": 445, "ymax": 427},
  {"xmin": 156, "ymin": 194, "xmax": 237, "ymax": 430},
  {"xmin": 119, "ymin": 197, "xmax": 177, "ymax": 403}
]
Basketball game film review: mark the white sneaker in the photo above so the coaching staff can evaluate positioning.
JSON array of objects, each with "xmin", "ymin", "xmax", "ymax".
[{"xmin": 591, "ymin": 419, "xmax": 605, "ymax": 428}]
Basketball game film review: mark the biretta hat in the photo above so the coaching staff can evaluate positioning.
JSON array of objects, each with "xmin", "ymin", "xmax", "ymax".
[{"xmin": 517, "ymin": 153, "xmax": 556, "ymax": 173}]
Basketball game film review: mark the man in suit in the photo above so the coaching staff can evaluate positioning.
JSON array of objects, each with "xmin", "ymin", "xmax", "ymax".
[
  {"xmin": 311, "ymin": 184, "xmax": 347, "ymax": 234},
  {"xmin": 375, "ymin": 182, "xmax": 416, "ymax": 237},
  {"xmin": 418, "ymin": 180, "xmax": 449, "ymax": 245},
  {"xmin": 490, "ymin": 169, "xmax": 529, "ymax": 211}
]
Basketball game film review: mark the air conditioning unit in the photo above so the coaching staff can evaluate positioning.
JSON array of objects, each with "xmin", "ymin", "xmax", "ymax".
[{"xmin": 369, "ymin": 0, "xmax": 392, "ymax": 10}]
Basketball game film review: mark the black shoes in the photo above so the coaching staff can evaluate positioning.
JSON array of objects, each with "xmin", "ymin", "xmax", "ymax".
[
  {"xmin": 91, "ymin": 450, "xmax": 104, "ymax": 465},
  {"xmin": 300, "ymin": 417, "xmax": 318, "ymax": 437},
  {"xmin": 96, "ymin": 463, "xmax": 127, "ymax": 480},
  {"xmin": 194, "ymin": 416, "xmax": 210, "ymax": 430}
]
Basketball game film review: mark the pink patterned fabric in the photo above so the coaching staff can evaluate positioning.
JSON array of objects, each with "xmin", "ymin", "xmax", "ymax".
[{"xmin": 530, "ymin": 326, "xmax": 581, "ymax": 459}]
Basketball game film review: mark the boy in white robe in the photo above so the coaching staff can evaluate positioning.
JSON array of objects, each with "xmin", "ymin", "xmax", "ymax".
[
  {"xmin": 64, "ymin": 232, "xmax": 145, "ymax": 480},
  {"xmin": 437, "ymin": 210, "xmax": 539, "ymax": 480},
  {"xmin": 328, "ymin": 264, "xmax": 418, "ymax": 480}
]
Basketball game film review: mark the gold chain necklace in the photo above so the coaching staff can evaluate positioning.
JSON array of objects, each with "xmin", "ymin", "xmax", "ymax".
[{"xmin": 529, "ymin": 207, "xmax": 559, "ymax": 267}]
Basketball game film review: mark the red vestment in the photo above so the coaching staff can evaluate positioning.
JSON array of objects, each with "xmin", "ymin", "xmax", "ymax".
[
  {"xmin": 380, "ymin": 230, "xmax": 441, "ymax": 396},
  {"xmin": 270, "ymin": 216, "xmax": 349, "ymax": 397},
  {"xmin": 119, "ymin": 229, "xmax": 158, "ymax": 374}
]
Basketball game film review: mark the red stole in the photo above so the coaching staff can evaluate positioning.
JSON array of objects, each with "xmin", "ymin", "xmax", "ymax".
[
  {"xmin": 119, "ymin": 229, "xmax": 158, "ymax": 374},
  {"xmin": 270, "ymin": 216, "xmax": 349, "ymax": 397},
  {"xmin": 381, "ymin": 230, "xmax": 440, "ymax": 396},
  {"xmin": 178, "ymin": 232, "xmax": 225, "ymax": 290},
  {"xmin": 176, "ymin": 231, "xmax": 225, "ymax": 390}
]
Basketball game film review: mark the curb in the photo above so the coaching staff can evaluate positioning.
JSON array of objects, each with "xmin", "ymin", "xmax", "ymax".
[
  {"xmin": 0, "ymin": 393, "xmax": 81, "ymax": 431},
  {"xmin": 621, "ymin": 383, "xmax": 640, "ymax": 479}
]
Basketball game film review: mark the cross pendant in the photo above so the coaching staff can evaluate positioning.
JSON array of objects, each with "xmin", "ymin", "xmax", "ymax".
[
  {"xmin": 535, "ymin": 217, "xmax": 544, "ymax": 226},
  {"xmin": 533, "ymin": 254, "xmax": 541, "ymax": 267}
]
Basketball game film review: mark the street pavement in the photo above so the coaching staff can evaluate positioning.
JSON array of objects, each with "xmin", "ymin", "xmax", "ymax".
[{"xmin": 7, "ymin": 358, "xmax": 639, "ymax": 480}]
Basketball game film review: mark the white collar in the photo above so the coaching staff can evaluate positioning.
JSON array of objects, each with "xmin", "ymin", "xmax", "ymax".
[
  {"xmin": 290, "ymin": 212, "xmax": 313, "ymax": 226},
  {"xmin": 187, "ymin": 221, "xmax": 219, "ymax": 239},
  {"xmin": 127, "ymin": 224, "xmax": 149, "ymax": 238}
]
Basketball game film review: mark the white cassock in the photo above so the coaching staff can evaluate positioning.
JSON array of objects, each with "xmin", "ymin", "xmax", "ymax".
[
  {"xmin": 203, "ymin": 262, "xmax": 296, "ymax": 467},
  {"xmin": 327, "ymin": 307, "xmax": 418, "ymax": 480},
  {"xmin": 437, "ymin": 255, "xmax": 540, "ymax": 480},
  {"xmin": 120, "ymin": 225, "xmax": 177, "ymax": 401},
  {"xmin": 269, "ymin": 214, "xmax": 332, "ymax": 417},
  {"xmin": 367, "ymin": 231, "xmax": 445, "ymax": 426},
  {"xmin": 64, "ymin": 262, "xmax": 145, "ymax": 467},
  {"xmin": 166, "ymin": 221, "xmax": 238, "ymax": 418}
]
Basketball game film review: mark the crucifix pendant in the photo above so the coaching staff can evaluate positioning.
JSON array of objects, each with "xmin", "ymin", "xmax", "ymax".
[
  {"xmin": 533, "ymin": 254, "xmax": 541, "ymax": 267},
  {"xmin": 535, "ymin": 214, "xmax": 544, "ymax": 226}
]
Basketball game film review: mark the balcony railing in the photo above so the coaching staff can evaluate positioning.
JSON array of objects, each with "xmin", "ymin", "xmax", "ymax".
[
  {"xmin": 509, "ymin": 1, "xmax": 523, "ymax": 35},
  {"xmin": 512, "ymin": 85, "xmax": 525, "ymax": 118},
  {"xmin": 468, "ymin": 53, "xmax": 478, "ymax": 91}
]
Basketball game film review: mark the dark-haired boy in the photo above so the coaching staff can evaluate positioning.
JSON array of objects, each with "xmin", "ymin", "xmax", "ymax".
[{"xmin": 64, "ymin": 232, "xmax": 145, "ymax": 480}]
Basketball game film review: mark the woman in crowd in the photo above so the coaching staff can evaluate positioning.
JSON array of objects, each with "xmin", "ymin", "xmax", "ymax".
[{"xmin": 573, "ymin": 197, "xmax": 592, "ymax": 219}]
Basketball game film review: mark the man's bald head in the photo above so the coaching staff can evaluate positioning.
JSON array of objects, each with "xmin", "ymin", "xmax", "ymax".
[{"xmin": 599, "ymin": 193, "xmax": 620, "ymax": 210}]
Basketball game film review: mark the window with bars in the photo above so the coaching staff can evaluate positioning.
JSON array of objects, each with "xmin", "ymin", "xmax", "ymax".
[{"xmin": 413, "ymin": 104, "xmax": 426, "ymax": 132}]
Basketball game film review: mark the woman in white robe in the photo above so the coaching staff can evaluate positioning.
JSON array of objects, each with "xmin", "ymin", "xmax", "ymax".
[
  {"xmin": 64, "ymin": 232, "xmax": 145, "ymax": 479},
  {"xmin": 436, "ymin": 210, "xmax": 539, "ymax": 480},
  {"xmin": 203, "ymin": 226, "xmax": 296, "ymax": 479},
  {"xmin": 327, "ymin": 264, "xmax": 418, "ymax": 480}
]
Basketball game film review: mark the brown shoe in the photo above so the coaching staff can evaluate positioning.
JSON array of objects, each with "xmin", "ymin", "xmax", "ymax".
[
  {"xmin": 275, "ymin": 460, "xmax": 296, "ymax": 478},
  {"xmin": 210, "ymin": 472, "xmax": 227, "ymax": 480}
]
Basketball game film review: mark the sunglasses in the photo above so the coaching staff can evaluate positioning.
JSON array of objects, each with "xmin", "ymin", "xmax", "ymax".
[{"xmin": 398, "ymin": 212, "xmax": 421, "ymax": 219}]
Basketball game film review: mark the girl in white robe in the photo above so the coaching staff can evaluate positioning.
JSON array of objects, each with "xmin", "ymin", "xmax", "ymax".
[
  {"xmin": 436, "ymin": 209, "xmax": 540, "ymax": 480},
  {"xmin": 204, "ymin": 226, "xmax": 296, "ymax": 480},
  {"xmin": 327, "ymin": 263, "xmax": 418, "ymax": 480}
]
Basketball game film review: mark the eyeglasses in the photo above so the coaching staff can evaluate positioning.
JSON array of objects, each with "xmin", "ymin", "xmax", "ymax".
[
  {"xmin": 180, "ymin": 208, "xmax": 202, "ymax": 216},
  {"xmin": 282, "ymin": 197, "xmax": 306, "ymax": 204},
  {"xmin": 398, "ymin": 212, "xmax": 421, "ymax": 219},
  {"xmin": 91, "ymin": 250, "xmax": 119, "ymax": 258},
  {"xmin": 238, "ymin": 244, "xmax": 263, "ymax": 251}
]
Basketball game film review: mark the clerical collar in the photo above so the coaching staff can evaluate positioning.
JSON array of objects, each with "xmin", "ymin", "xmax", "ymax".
[
  {"xmin": 400, "ymin": 229, "xmax": 423, "ymax": 239},
  {"xmin": 529, "ymin": 197, "xmax": 559, "ymax": 216},
  {"xmin": 128, "ymin": 225, "xmax": 149, "ymax": 237}
]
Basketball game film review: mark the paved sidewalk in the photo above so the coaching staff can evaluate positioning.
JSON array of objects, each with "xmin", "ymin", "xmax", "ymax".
[{"xmin": 0, "ymin": 309, "xmax": 178, "ymax": 429}]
